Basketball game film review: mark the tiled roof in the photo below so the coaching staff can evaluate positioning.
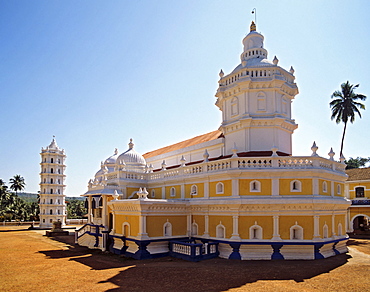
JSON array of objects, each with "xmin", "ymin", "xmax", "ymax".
[
  {"xmin": 346, "ymin": 167, "xmax": 370, "ymax": 181},
  {"xmin": 143, "ymin": 130, "xmax": 223, "ymax": 159}
]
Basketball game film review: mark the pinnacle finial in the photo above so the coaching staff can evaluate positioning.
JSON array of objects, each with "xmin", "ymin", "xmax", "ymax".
[
  {"xmin": 114, "ymin": 148, "xmax": 118, "ymax": 155},
  {"xmin": 129, "ymin": 138, "xmax": 134, "ymax": 149},
  {"xmin": 250, "ymin": 21, "xmax": 256, "ymax": 32}
]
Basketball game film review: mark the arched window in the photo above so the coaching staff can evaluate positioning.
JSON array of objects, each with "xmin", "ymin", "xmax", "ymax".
[
  {"xmin": 216, "ymin": 223, "xmax": 225, "ymax": 238},
  {"xmin": 337, "ymin": 184, "xmax": 341, "ymax": 195},
  {"xmin": 249, "ymin": 223, "xmax": 263, "ymax": 239},
  {"xmin": 50, "ymin": 219, "xmax": 53, "ymax": 223},
  {"xmin": 58, "ymin": 199, "xmax": 60, "ymax": 204},
  {"xmin": 58, "ymin": 189, "xmax": 60, "ymax": 194},
  {"xmin": 43, "ymin": 219, "xmax": 45, "ymax": 223},
  {"xmin": 51, "ymin": 158, "xmax": 53, "ymax": 163},
  {"xmin": 58, "ymin": 169, "xmax": 61, "ymax": 174},
  {"xmin": 191, "ymin": 185, "xmax": 197, "ymax": 196},
  {"xmin": 290, "ymin": 223, "xmax": 303, "ymax": 240},
  {"xmin": 50, "ymin": 199, "xmax": 53, "ymax": 204},
  {"xmin": 191, "ymin": 222, "xmax": 198, "ymax": 236},
  {"xmin": 58, "ymin": 159, "xmax": 61, "ymax": 164},
  {"xmin": 51, "ymin": 168, "xmax": 53, "ymax": 173},
  {"xmin": 50, "ymin": 178, "xmax": 53, "ymax": 184},
  {"xmin": 50, "ymin": 189, "xmax": 53, "ymax": 194},
  {"xmin": 122, "ymin": 222, "xmax": 130, "ymax": 236},
  {"xmin": 170, "ymin": 187, "xmax": 176, "ymax": 197},
  {"xmin": 250, "ymin": 180, "xmax": 261, "ymax": 192},
  {"xmin": 58, "ymin": 210, "xmax": 60, "ymax": 215},
  {"xmin": 290, "ymin": 180, "xmax": 302, "ymax": 192},
  {"xmin": 99, "ymin": 197, "xmax": 103, "ymax": 207},
  {"xmin": 163, "ymin": 221, "xmax": 172, "ymax": 236},
  {"xmin": 323, "ymin": 224, "xmax": 329, "ymax": 238},
  {"xmin": 50, "ymin": 209, "xmax": 53, "ymax": 215},
  {"xmin": 323, "ymin": 181, "xmax": 327, "ymax": 193},
  {"xmin": 216, "ymin": 182, "xmax": 224, "ymax": 194},
  {"xmin": 355, "ymin": 187, "xmax": 365, "ymax": 198},
  {"xmin": 43, "ymin": 178, "xmax": 46, "ymax": 183}
]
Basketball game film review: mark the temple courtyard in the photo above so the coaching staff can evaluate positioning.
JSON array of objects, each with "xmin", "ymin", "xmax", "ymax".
[{"xmin": 0, "ymin": 226, "xmax": 369, "ymax": 292}]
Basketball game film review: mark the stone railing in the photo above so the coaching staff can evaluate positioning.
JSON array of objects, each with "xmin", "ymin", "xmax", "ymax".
[
  {"xmin": 102, "ymin": 155, "xmax": 346, "ymax": 183},
  {"xmin": 169, "ymin": 239, "xmax": 219, "ymax": 262}
]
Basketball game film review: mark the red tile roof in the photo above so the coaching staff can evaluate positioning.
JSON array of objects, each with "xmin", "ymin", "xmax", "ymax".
[
  {"xmin": 346, "ymin": 167, "xmax": 370, "ymax": 181},
  {"xmin": 143, "ymin": 130, "xmax": 223, "ymax": 159}
]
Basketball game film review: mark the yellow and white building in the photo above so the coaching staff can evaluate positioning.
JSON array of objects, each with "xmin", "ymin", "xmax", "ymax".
[
  {"xmin": 345, "ymin": 168, "xmax": 370, "ymax": 234},
  {"xmin": 76, "ymin": 22, "xmax": 351, "ymax": 261}
]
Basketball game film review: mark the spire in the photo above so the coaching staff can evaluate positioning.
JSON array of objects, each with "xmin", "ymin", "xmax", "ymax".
[{"xmin": 250, "ymin": 21, "xmax": 256, "ymax": 32}]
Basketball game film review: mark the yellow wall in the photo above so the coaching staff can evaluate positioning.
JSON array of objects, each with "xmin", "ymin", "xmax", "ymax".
[
  {"xmin": 319, "ymin": 215, "xmax": 332, "ymax": 237},
  {"xmin": 209, "ymin": 180, "xmax": 232, "ymax": 197},
  {"xmin": 279, "ymin": 179, "xmax": 312, "ymax": 195},
  {"xmin": 127, "ymin": 187, "xmax": 139, "ymax": 199},
  {"xmin": 165, "ymin": 185, "xmax": 182, "ymax": 199},
  {"xmin": 319, "ymin": 179, "xmax": 331, "ymax": 196},
  {"xmin": 350, "ymin": 207, "xmax": 370, "ymax": 218},
  {"xmin": 192, "ymin": 215, "xmax": 205, "ymax": 235},
  {"xmin": 185, "ymin": 183, "xmax": 204, "ymax": 198},
  {"xmin": 239, "ymin": 179, "xmax": 272, "ymax": 196},
  {"xmin": 147, "ymin": 187, "xmax": 162, "ymax": 199},
  {"xmin": 146, "ymin": 215, "xmax": 187, "ymax": 237},
  {"xmin": 335, "ymin": 183, "xmax": 344, "ymax": 197},
  {"xmin": 348, "ymin": 182, "xmax": 370, "ymax": 199},
  {"xmin": 114, "ymin": 214, "xmax": 139, "ymax": 236},
  {"xmin": 334, "ymin": 214, "xmax": 346, "ymax": 235},
  {"xmin": 239, "ymin": 216, "xmax": 273, "ymax": 239},
  {"xmin": 279, "ymin": 216, "xmax": 314, "ymax": 240},
  {"xmin": 209, "ymin": 215, "xmax": 233, "ymax": 238}
]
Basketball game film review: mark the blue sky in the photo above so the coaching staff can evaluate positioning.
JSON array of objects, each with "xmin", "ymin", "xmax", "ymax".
[{"xmin": 1, "ymin": 0, "xmax": 369, "ymax": 196}]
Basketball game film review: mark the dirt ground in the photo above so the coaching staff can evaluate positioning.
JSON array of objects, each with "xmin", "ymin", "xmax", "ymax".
[{"xmin": 0, "ymin": 226, "xmax": 370, "ymax": 292}]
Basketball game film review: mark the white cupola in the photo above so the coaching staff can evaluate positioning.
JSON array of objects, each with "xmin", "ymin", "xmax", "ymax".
[{"xmin": 215, "ymin": 21, "xmax": 299, "ymax": 156}]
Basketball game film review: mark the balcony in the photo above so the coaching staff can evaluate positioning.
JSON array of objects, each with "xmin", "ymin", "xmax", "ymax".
[{"xmin": 351, "ymin": 199, "xmax": 370, "ymax": 206}]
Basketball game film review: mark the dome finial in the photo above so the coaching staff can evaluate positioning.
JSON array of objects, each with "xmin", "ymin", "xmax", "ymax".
[
  {"xmin": 250, "ymin": 21, "xmax": 256, "ymax": 32},
  {"xmin": 129, "ymin": 138, "xmax": 134, "ymax": 149}
]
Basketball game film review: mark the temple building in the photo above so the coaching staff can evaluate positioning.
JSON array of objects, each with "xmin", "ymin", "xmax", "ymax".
[
  {"xmin": 39, "ymin": 138, "xmax": 67, "ymax": 228},
  {"xmin": 76, "ymin": 22, "xmax": 351, "ymax": 261}
]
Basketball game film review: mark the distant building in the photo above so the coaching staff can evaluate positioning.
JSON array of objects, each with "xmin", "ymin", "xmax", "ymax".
[
  {"xmin": 345, "ymin": 167, "xmax": 370, "ymax": 234},
  {"xmin": 76, "ymin": 22, "xmax": 350, "ymax": 261},
  {"xmin": 39, "ymin": 138, "xmax": 67, "ymax": 228}
]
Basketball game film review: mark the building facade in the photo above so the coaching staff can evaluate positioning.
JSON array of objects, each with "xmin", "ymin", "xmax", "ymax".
[
  {"xmin": 345, "ymin": 167, "xmax": 370, "ymax": 234},
  {"xmin": 39, "ymin": 138, "xmax": 67, "ymax": 228},
  {"xmin": 76, "ymin": 22, "xmax": 351, "ymax": 260}
]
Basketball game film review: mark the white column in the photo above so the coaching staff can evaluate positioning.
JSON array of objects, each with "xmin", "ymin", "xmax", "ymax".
[
  {"xmin": 181, "ymin": 184, "xmax": 185, "ymax": 199},
  {"xmin": 102, "ymin": 196, "xmax": 107, "ymax": 229},
  {"xmin": 271, "ymin": 215, "xmax": 282, "ymax": 240},
  {"xmin": 312, "ymin": 178, "xmax": 319, "ymax": 196},
  {"xmin": 331, "ymin": 181, "xmax": 335, "ymax": 197},
  {"xmin": 313, "ymin": 215, "xmax": 321, "ymax": 239},
  {"xmin": 232, "ymin": 179, "xmax": 239, "ymax": 197},
  {"xmin": 162, "ymin": 186, "xmax": 166, "ymax": 199},
  {"xmin": 138, "ymin": 215, "xmax": 149, "ymax": 239},
  {"xmin": 272, "ymin": 179, "xmax": 279, "ymax": 196},
  {"xmin": 332, "ymin": 214, "xmax": 336, "ymax": 238},
  {"xmin": 230, "ymin": 215, "xmax": 241, "ymax": 240},
  {"xmin": 187, "ymin": 214, "xmax": 191, "ymax": 237},
  {"xmin": 204, "ymin": 181, "xmax": 209, "ymax": 198},
  {"xmin": 88, "ymin": 196, "xmax": 93, "ymax": 223},
  {"xmin": 203, "ymin": 215, "xmax": 209, "ymax": 237}
]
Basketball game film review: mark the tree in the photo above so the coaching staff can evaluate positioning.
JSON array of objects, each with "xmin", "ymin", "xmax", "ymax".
[
  {"xmin": 9, "ymin": 175, "xmax": 26, "ymax": 196},
  {"xmin": 330, "ymin": 81, "xmax": 366, "ymax": 157},
  {"xmin": 345, "ymin": 157, "xmax": 370, "ymax": 169},
  {"xmin": 67, "ymin": 200, "xmax": 87, "ymax": 219}
]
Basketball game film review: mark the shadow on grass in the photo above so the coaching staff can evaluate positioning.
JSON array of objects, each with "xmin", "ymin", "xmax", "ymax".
[{"xmin": 39, "ymin": 235, "xmax": 353, "ymax": 292}]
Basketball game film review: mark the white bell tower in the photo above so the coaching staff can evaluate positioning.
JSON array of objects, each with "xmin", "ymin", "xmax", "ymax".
[
  {"xmin": 39, "ymin": 137, "xmax": 67, "ymax": 229},
  {"xmin": 216, "ymin": 21, "xmax": 299, "ymax": 156}
]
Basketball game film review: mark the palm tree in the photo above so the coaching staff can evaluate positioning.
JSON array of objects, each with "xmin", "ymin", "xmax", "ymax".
[
  {"xmin": 9, "ymin": 175, "xmax": 26, "ymax": 196},
  {"xmin": 330, "ymin": 81, "xmax": 366, "ymax": 157}
]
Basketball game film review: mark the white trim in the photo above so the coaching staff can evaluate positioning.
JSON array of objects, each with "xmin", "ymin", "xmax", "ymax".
[
  {"xmin": 290, "ymin": 223, "xmax": 303, "ymax": 240},
  {"xmin": 290, "ymin": 180, "xmax": 302, "ymax": 192},
  {"xmin": 216, "ymin": 182, "xmax": 224, "ymax": 194},
  {"xmin": 163, "ymin": 221, "xmax": 172, "ymax": 236},
  {"xmin": 250, "ymin": 180, "xmax": 261, "ymax": 192},
  {"xmin": 216, "ymin": 222, "xmax": 226, "ymax": 238},
  {"xmin": 249, "ymin": 223, "xmax": 263, "ymax": 239}
]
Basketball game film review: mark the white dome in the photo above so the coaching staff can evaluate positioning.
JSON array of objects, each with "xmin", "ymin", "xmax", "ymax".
[
  {"xmin": 117, "ymin": 139, "xmax": 147, "ymax": 172},
  {"xmin": 104, "ymin": 148, "xmax": 119, "ymax": 165}
]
